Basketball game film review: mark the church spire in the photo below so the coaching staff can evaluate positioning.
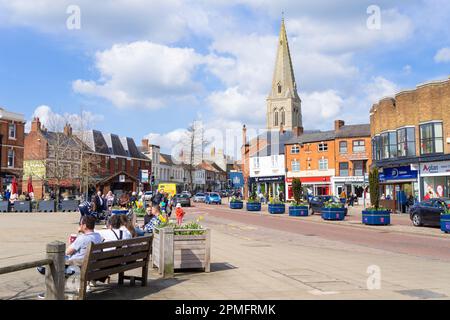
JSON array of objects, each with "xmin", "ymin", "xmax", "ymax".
[{"xmin": 269, "ymin": 17, "xmax": 298, "ymax": 99}]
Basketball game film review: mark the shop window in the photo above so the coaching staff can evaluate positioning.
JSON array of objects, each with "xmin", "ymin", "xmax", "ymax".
[
  {"xmin": 381, "ymin": 132, "xmax": 397, "ymax": 159},
  {"xmin": 339, "ymin": 141, "xmax": 347, "ymax": 154},
  {"xmin": 397, "ymin": 127, "xmax": 416, "ymax": 157},
  {"xmin": 420, "ymin": 122, "xmax": 443, "ymax": 155},
  {"xmin": 319, "ymin": 159, "xmax": 328, "ymax": 171},
  {"xmin": 291, "ymin": 160, "xmax": 300, "ymax": 172},
  {"xmin": 339, "ymin": 162, "xmax": 349, "ymax": 176},
  {"xmin": 318, "ymin": 143, "xmax": 328, "ymax": 152},
  {"xmin": 352, "ymin": 140, "xmax": 365, "ymax": 153}
]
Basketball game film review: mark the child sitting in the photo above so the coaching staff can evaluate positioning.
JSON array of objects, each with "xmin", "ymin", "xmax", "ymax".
[{"xmin": 175, "ymin": 203, "xmax": 185, "ymax": 225}]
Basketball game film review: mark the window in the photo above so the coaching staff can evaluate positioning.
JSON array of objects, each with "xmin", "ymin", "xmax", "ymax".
[
  {"xmin": 281, "ymin": 109, "xmax": 285, "ymax": 126},
  {"xmin": 72, "ymin": 151, "xmax": 79, "ymax": 160},
  {"xmin": 115, "ymin": 159, "xmax": 119, "ymax": 172},
  {"xmin": 277, "ymin": 83, "xmax": 282, "ymax": 94},
  {"xmin": 291, "ymin": 145, "xmax": 300, "ymax": 154},
  {"xmin": 271, "ymin": 155, "xmax": 279, "ymax": 168},
  {"xmin": 353, "ymin": 161, "xmax": 364, "ymax": 176},
  {"xmin": 339, "ymin": 141, "xmax": 347, "ymax": 154},
  {"xmin": 8, "ymin": 123, "xmax": 16, "ymax": 139},
  {"xmin": 7, "ymin": 149, "xmax": 14, "ymax": 167},
  {"xmin": 397, "ymin": 127, "xmax": 416, "ymax": 157},
  {"xmin": 352, "ymin": 140, "xmax": 365, "ymax": 153},
  {"xmin": 420, "ymin": 122, "xmax": 443, "ymax": 155},
  {"xmin": 274, "ymin": 110, "xmax": 279, "ymax": 126},
  {"xmin": 72, "ymin": 165, "xmax": 80, "ymax": 178},
  {"xmin": 339, "ymin": 162, "xmax": 349, "ymax": 176},
  {"xmin": 381, "ymin": 132, "xmax": 397, "ymax": 159},
  {"xmin": 291, "ymin": 160, "xmax": 300, "ymax": 172},
  {"xmin": 48, "ymin": 146, "xmax": 56, "ymax": 158},
  {"xmin": 253, "ymin": 158, "xmax": 260, "ymax": 169},
  {"xmin": 318, "ymin": 159, "xmax": 328, "ymax": 170},
  {"xmin": 318, "ymin": 143, "xmax": 328, "ymax": 152},
  {"xmin": 106, "ymin": 157, "xmax": 110, "ymax": 170},
  {"xmin": 122, "ymin": 159, "xmax": 126, "ymax": 170},
  {"xmin": 66, "ymin": 150, "xmax": 71, "ymax": 160}
]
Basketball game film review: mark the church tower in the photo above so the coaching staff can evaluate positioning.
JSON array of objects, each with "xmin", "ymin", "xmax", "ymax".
[{"xmin": 266, "ymin": 18, "xmax": 303, "ymax": 134}]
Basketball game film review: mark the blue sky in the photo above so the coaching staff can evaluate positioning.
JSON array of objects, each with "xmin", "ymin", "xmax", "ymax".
[{"xmin": 0, "ymin": 0, "xmax": 449, "ymax": 156}]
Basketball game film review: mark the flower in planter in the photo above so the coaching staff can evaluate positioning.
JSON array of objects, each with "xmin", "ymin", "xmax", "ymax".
[
  {"xmin": 269, "ymin": 199, "xmax": 284, "ymax": 205},
  {"xmin": 323, "ymin": 199, "xmax": 344, "ymax": 209},
  {"xmin": 364, "ymin": 206, "xmax": 391, "ymax": 212},
  {"xmin": 247, "ymin": 189, "xmax": 260, "ymax": 204},
  {"xmin": 230, "ymin": 196, "xmax": 243, "ymax": 203}
]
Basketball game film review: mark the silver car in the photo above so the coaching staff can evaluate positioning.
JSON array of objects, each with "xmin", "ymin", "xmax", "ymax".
[{"xmin": 193, "ymin": 192, "xmax": 206, "ymax": 202}]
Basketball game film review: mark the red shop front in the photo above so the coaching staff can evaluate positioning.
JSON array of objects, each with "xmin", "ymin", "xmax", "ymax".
[{"xmin": 286, "ymin": 176, "xmax": 332, "ymax": 200}]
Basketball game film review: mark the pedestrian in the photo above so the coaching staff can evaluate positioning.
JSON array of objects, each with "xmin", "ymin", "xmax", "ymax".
[
  {"xmin": 94, "ymin": 191, "xmax": 105, "ymax": 216},
  {"xmin": 175, "ymin": 203, "xmax": 185, "ymax": 226},
  {"xmin": 348, "ymin": 194, "xmax": 354, "ymax": 207},
  {"xmin": 279, "ymin": 190, "xmax": 285, "ymax": 203}
]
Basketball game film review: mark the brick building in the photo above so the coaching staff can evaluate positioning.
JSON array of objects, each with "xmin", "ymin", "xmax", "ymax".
[
  {"xmin": 284, "ymin": 121, "xmax": 371, "ymax": 200},
  {"xmin": 370, "ymin": 78, "xmax": 450, "ymax": 211},
  {"xmin": 0, "ymin": 108, "xmax": 25, "ymax": 194}
]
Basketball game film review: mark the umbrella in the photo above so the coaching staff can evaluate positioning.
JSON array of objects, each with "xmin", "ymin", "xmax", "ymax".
[
  {"xmin": 11, "ymin": 176, "xmax": 18, "ymax": 195},
  {"xmin": 27, "ymin": 176, "xmax": 34, "ymax": 194}
]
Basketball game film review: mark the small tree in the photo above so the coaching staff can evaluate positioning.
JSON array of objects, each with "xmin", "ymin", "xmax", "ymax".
[
  {"xmin": 292, "ymin": 178, "xmax": 303, "ymax": 205},
  {"xmin": 369, "ymin": 167, "xmax": 380, "ymax": 209}
]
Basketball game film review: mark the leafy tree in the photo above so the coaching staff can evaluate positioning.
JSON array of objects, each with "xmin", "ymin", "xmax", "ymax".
[
  {"xmin": 292, "ymin": 178, "xmax": 303, "ymax": 205},
  {"xmin": 369, "ymin": 167, "xmax": 380, "ymax": 209}
]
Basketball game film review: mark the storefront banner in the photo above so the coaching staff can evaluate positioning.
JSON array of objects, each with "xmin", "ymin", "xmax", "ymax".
[
  {"xmin": 250, "ymin": 175, "xmax": 285, "ymax": 183},
  {"xmin": 420, "ymin": 161, "xmax": 450, "ymax": 176},
  {"xmin": 379, "ymin": 166, "xmax": 418, "ymax": 182}
]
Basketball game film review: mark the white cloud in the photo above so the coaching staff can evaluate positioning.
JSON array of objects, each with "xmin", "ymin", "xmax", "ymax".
[
  {"xmin": 434, "ymin": 47, "xmax": 450, "ymax": 63},
  {"xmin": 73, "ymin": 41, "xmax": 208, "ymax": 109},
  {"xmin": 364, "ymin": 76, "xmax": 400, "ymax": 105},
  {"xmin": 302, "ymin": 90, "xmax": 344, "ymax": 127},
  {"xmin": 25, "ymin": 105, "xmax": 104, "ymax": 132}
]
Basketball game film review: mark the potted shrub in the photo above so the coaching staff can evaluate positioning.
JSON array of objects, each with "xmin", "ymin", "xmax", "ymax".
[
  {"xmin": 440, "ymin": 205, "xmax": 450, "ymax": 234},
  {"xmin": 229, "ymin": 196, "xmax": 244, "ymax": 209},
  {"xmin": 321, "ymin": 200, "xmax": 346, "ymax": 221},
  {"xmin": 362, "ymin": 168, "xmax": 391, "ymax": 225},
  {"xmin": 289, "ymin": 178, "xmax": 308, "ymax": 217},
  {"xmin": 268, "ymin": 198, "xmax": 285, "ymax": 214},
  {"xmin": 246, "ymin": 189, "xmax": 261, "ymax": 212}
]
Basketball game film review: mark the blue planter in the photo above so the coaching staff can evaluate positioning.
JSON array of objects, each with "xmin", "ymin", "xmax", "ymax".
[
  {"xmin": 230, "ymin": 202, "xmax": 243, "ymax": 209},
  {"xmin": 246, "ymin": 202, "xmax": 261, "ymax": 212},
  {"xmin": 268, "ymin": 204, "xmax": 285, "ymax": 214},
  {"xmin": 60, "ymin": 200, "xmax": 80, "ymax": 212},
  {"xmin": 289, "ymin": 206, "xmax": 309, "ymax": 217},
  {"xmin": 339, "ymin": 198, "xmax": 347, "ymax": 205},
  {"xmin": 111, "ymin": 209, "xmax": 129, "ymax": 215},
  {"xmin": 13, "ymin": 201, "xmax": 32, "ymax": 212},
  {"xmin": 362, "ymin": 210, "xmax": 391, "ymax": 225},
  {"xmin": 441, "ymin": 214, "xmax": 450, "ymax": 233},
  {"xmin": 0, "ymin": 201, "xmax": 10, "ymax": 212},
  {"xmin": 38, "ymin": 200, "xmax": 56, "ymax": 212},
  {"xmin": 321, "ymin": 207, "xmax": 346, "ymax": 221}
]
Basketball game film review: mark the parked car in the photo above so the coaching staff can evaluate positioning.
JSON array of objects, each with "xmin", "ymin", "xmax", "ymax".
[
  {"xmin": 206, "ymin": 192, "xmax": 222, "ymax": 205},
  {"xmin": 410, "ymin": 198, "xmax": 450, "ymax": 227},
  {"xmin": 193, "ymin": 192, "xmax": 207, "ymax": 203},
  {"xmin": 309, "ymin": 196, "xmax": 344, "ymax": 214},
  {"xmin": 219, "ymin": 190, "xmax": 229, "ymax": 197},
  {"xmin": 181, "ymin": 191, "xmax": 192, "ymax": 198},
  {"xmin": 143, "ymin": 191, "xmax": 153, "ymax": 201},
  {"xmin": 171, "ymin": 194, "xmax": 191, "ymax": 207}
]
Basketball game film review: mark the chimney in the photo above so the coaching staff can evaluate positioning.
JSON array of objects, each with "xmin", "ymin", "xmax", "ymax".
[
  {"xmin": 242, "ymin": 125, "xmax": 247, "ymax": 146},
  {"xmin": 63, "ymin": 123, "xmax": 72, "ymax": 136},
  {"xmin": 141, "ymin": 139, "xmax": 149, "ymax": 152},
  {"xmin": 293, "ymin": 126, "xmax": 304, "ymax": 137},
  {"xmin": 334, "ymin": 120, "xmax": 345, "ymax": 131},
  {"xmin": 31, "ymin": 117, "xmax": 41, "ymax": 132}
]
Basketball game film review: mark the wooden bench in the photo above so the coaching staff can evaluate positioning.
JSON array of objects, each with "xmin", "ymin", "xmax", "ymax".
[{"xmin": 67, "ymin": 236, "xmax": 152, "ymax": 300}]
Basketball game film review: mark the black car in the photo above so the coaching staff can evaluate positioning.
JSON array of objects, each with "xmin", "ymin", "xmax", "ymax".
[
  {"xmin": 171, "ymin": 194, "xmax": 191, "ymax": 207},
  {"xmin": 309, "ymin": 196, "xmax": 345, "ymax": 214},
  {"xmin": 410, "ymin": 198, "xmax": 450, "ymax": 227}
]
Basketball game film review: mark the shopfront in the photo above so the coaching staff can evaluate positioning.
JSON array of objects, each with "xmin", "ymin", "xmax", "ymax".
[
  {"xmin": 420, "ymin": 161, "xmax": 450, "ymax": 200},
  {"xmin": 249, "ymin": 175, "xmax": 285, "ymax": 199},
  {"xmin": 379, "ymin": 165, "xmax": 419, "ymax": 212},
  {"xmin": 286, "ymin": 176, "xmax": 331, "ymax": 199},
  {"xmin": 332, "ymin": 176, "xmax": 367, "ymax": 199}
]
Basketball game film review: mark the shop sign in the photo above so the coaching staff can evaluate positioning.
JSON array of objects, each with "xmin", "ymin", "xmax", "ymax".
[
  {"xmin": 251, "ymin": 175, "xmax": 285, "ymax": 183},
  {"xmin": 420, "ymin": 161, "xmax": 450, "ymax": 175},
  {"xmin": 228, "ymin": 172, "xmax": 244, "ymax": 188},
  {"xmin": 140, "ymin": 170, "xmax": 149, "ymax": 183},
  {"xmin": 379, "ymin": 166, "xmax": 418, "ymax": 182},
  {"xmin": 119, "ymin": 175, "xmax": 126, "ymax": 183}
]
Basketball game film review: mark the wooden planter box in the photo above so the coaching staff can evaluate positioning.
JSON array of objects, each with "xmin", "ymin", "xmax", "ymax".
[
  {"xmin": 37, "ymin": 200, "xmax": 56, "ymax": 212},
  {"xmin": 13, "ymin": 201, "xmax": 32, "ymax": 212},
  {"xmin": 152, "ymin": 227, "xmax": 211, "ymax": 277},
  {"xmin": 268, "ymin": 204, "xmax": 285, "ymax": 214},
  {"xmin": 246, "ymin": 202, "xmax": 261, "ymax": 212},
  {"xmin": 59, "ymin": 200, "xmax": 80, "ymax": 212},
  {"xmin": 362, "ymin": 210, "xmax": 391, "ymax": 225},
  {"xmin": 229, "ymin": 201, "xmax": 243, "ymax": 209},
  {"xmin": 321, "ymin": 207, "xmax": 346, "ymax": 221},
  {"xmin": 289, "ymin": 206, "xmax": 309, "ymax": 217},
  {"xmin": 441, "ymin": 214, "xmax": 450, "ymax": 233},
  {"xmin": 0, "ymin": 201, "xmax": 10, "ymax": 213}
]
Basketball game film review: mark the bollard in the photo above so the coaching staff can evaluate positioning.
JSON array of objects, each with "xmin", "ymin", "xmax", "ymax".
[{"xmin": 45, "ymin": 241, "xmax": 66, "ymax": 300}]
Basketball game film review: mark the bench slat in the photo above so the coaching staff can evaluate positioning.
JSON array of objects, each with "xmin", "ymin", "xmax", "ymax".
[
  {"xmin": 91, "ymin": 243, "xmax": 150, "ymax": 261},
  {"xmin": 86, "ymin": 260, "xmax": 147, "ymax": 281},
  {"xmin": 90, "ymin": 236, "xmax": 152, "ymax": 250},
  {"xmin": 88, "ymin": 252, "xmax": 148, "ymax": 271}
]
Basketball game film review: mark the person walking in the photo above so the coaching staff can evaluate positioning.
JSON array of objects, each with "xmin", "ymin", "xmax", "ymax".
[{"xmin": 175, "ymin": 203, "xmax": 185, "ymax": 225}]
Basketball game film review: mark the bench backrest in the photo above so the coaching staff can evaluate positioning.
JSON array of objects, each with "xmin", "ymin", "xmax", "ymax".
[{"xmin": 81, "ymin": 236, "xmax": 153, "ymax": 282}]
